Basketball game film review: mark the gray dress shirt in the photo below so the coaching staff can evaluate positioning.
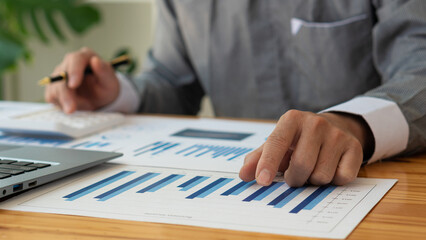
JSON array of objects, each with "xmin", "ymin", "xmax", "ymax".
[{"xmin": 129, "ymin": 0, "xmax": 425, "ymax": 156}]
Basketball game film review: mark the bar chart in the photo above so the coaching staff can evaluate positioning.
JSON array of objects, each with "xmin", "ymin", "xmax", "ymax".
[
  {"xmin": 70, "ymin": 141, "xmax": 113, "ymax": 149},
  {"xmin": 62, "ymin": 169, "xmax": 355, "ymax": 215},
  {"xmin": 8, "ymin": 165, "xmax": 396, "ymax": 239},
  {"xmin": 2, "ymin": 116, "xmax": 398, "ymax": 239},
  {"xmin": 132, "ymin": 141, "xmax": 254, "ymax": 161}
]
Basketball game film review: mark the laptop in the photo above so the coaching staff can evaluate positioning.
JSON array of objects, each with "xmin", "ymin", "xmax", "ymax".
[{"xmin": 0, "ymin": 144, "xmax": 122, "ymax": 200}]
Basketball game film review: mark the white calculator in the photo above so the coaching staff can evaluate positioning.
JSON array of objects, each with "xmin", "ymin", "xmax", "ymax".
[{"xmin": 0, "ymin": 102, "xmax": 125, "ymax": 138}]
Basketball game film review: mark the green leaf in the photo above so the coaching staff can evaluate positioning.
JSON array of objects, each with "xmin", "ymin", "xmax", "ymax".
[
  {"xmin": 0, "ymin": 32, "xmax": 26, "ymax": 73},
  {"xmin": 44, "ymin": 9, "xmax": 66, "ymax": 42},
  {"xmin": 0, "ymin": 0, "xmax": 101, "ymax": 77},
  {"xmin": 30, "ymin": 8, "xmax": 49, "ymax": 43},
  {"xmin": 61, "ymin": 5, "xmax": 101, "ymax": 34}
]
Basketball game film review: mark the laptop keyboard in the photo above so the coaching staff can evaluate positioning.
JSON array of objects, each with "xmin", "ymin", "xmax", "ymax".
[{"xmin": 0, "ymin": 159, "xmax": 51, "ymax": 179}]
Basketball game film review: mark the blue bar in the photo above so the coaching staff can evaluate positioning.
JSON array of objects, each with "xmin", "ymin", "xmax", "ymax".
[
  {"xmin": 134, "ymin": 141, "xmax": 162, "ymax": 152},
  {"xmin": 223, "ymin": 147, "xmax": 242, "ymax": 156},
  {"xmin": 221, "ymin": 180, "xmax": 256, "ymax": 196},
  {"xmin": 211, "ymin": 146, "xmax": 228, "ymax": 156},
  {"xmin": 268, "ymin": 187, "xmax": 296, "ymax": 206},
  {"xmin": 179, "ymin": 176, "xmax": 209, "ymax": 191},
  {"xmin": 273, "ymin": 187, "xmax": 306, "ymax": 208},
  {"xmin": 231, "ymin": 180, "xmax": 257, "ymax": 195},
  {"xmin": 304, "ymin": 186, "xmax": 336, "ymax": 210},
  {"xmin": 184, "ymin": 145, "xmax": 204, "ymax": 156},
  {"xmin": 195, "ymin": 147, "xmax": 214, "ymax": 157},
  {"xmin": 290, "ymin": 186, "xmax": 330, "ymax": 213},
  {"xmin": 212, "ymin": 147, "xmax": 237, "ymax": 158},
  {"xmin": 134, "ymin": 142, "xmax": 171, "ymax": 156},
  {"xmin": 71, "ymin": 141, "xmax": 90, "ymax": 148},
  {"xmin": 186, "ymin": 178, "xmax": 233, "ymax": 199},
  {"xmin": 253, "ymin": 182, "xmax": 284, "ymax": 201},
  {"xmin": 138, "ymin": 174, "xmax": 184, "ymax": 193},
  {"xmin": 152, "ymin": 143, "xmax": 180, "ymax": 155},
  {"xmin": 178, "ymin": 176, "xmax": 203, "ymax": 188},
  {"xmin": 98, "ymin": 142, "xmax": 111, "ymax": 147},
  {"xmin": 227, "ymin": 148, "xmax": 253, "ymax": 160},
  {"xmin": 243, "ymin": 182, "xmax": 282, "ymax": 202},
  {"xmin": 175, "ymin": 145, "xmax": 196, "ymax": 154},
  {"xmin": 224, "ymin": 148, "xmax": 244, "ymax": 159},
  {"xmin": 96, "ymin": 172, "xmax": 160, "ymax": 201},
  {"xmin": 64, "ymin": 171, "xmax": 134, "ymax": 201},
  {"xmin": 85, "ymin": 142, "xmax": 100, "ymax": 148}
]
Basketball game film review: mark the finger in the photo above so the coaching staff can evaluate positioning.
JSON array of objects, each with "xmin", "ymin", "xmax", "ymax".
[
  {"xmin": 332, "ymin": 142, "xmax": 363, "ymax": 185},
  {"xmin": 307, "ymin": 138, "xmax": 342, "ymax": 186},
  {"xmin": 57, "ymin": 83, "xmax": 77, "ymax": 114},
  {"xmin": 255, "ymin": 111, "xmax": 300, "ymax": 186},
  {"xmin": 90, "ymin": 55, "xmax": 115, "ymax": 86},
  {"xmin": 278, "ymin": 148, "xmax": 293, "ymax": 173},
  {"xmin": 67, "ymin": 47, "xmax": 97, "ymax": 89},
  {"xmin": 239, "ymin": 145, "xmax": 263, "ymax": 182},
  {"xmin": 284, "ymin": 123, "xmax": 322, "ymax": 187},
  {"xmin": 74, "ymin": 96, "xmax": 96, "ymax": 111}
]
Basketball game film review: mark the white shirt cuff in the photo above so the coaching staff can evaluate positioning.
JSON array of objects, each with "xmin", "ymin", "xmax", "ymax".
[
  {"xmin": 321, "ymin": 96, "xmax": 409, "ymax": 163},
  {"xmin": 99, "ymin": 72, "xmax": 140, "ymax": 113}
]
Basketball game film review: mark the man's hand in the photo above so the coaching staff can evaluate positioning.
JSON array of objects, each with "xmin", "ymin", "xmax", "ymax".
[
  {"xmin": 44, "ymin": 47, "xmax": 120, "ymax": 114},
  {"xmin": 239, "ymin": 110, "xmax": 373, "ymax": 187}
]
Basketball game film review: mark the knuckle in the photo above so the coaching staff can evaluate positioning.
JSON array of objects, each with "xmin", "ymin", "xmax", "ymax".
[
  {"xmin": 80, "ymin": 47, "xmax": 95, "ymax": 57},
  {"xmin": 283, "ymin": 109, "xmax": 302, "ymax": 121},
  {"xmin": 64, "ymin": 52, "xmax": 75, "ymax": 61},
  {"xmin": 284, "ymin": 173, "xmax": 306, "ymax": 187},
  {"xmin": 334, "ymin": 171, "xmax": 356, "ymax": 186},
  {"xmin": 310, "ymin": 169, "xmax": 333, "ymax": 185},
  {"xmin": 290, "ymin": 157, "xmax": 311, "ymax": 173},
  {"xmin": 349, "ymin": 140, "xmax": 363, "ymax": 154},
  {"xmin": 329, "ymin": 129, "xmax": 346, "ymax": 143},
  {"xmin": 310, "ymin": 115, "xmax": 328, "ymax": 131}
]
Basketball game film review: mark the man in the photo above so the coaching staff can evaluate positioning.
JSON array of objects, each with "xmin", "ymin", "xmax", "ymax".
[{"xmin": 45, "ymin": 0, "xmax": 426, "ymax": 187}]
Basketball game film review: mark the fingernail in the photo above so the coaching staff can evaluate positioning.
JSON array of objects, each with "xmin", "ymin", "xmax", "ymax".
[{"xmin": 257, "ymin": 169, "xmax": 272, "ymax": 185}]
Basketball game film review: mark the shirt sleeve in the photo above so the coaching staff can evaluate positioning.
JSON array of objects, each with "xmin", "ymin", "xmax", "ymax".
[
  {"xmin": 364, "ymin": 0, "xmax": 426, "ymax": 156},
  {"xmin": 99, "ymin": 72, "xmax": 140, "ymax": 113},
  {"xmin": 322, "ymin": 96, "xmax": 409, "ymax": 164}
]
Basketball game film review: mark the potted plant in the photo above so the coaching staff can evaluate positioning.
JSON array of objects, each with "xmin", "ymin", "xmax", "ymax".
[{"xmin": 0, "ymin": 0, "xmax": 101, "ymax": 99}]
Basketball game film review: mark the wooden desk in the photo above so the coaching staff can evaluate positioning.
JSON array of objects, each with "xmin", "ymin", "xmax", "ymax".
[{"xmin": 1, "ymin": 151, "xmax": 425, "ymax": 239}]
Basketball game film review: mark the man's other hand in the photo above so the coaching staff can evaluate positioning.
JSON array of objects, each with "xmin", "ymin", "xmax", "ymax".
[{"xmin": 44, "ymin": 47, "xmax": 120, "ymax": 114}]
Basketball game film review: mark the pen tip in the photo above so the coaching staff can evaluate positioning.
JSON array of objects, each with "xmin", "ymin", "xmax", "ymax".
[{"xmin": 38, "ymin": 77, "xmax": 50, "ymax": 86}]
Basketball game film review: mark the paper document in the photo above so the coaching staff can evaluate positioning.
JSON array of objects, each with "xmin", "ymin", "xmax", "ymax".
[
  {"xmin": 1, "ymin": 164, "xmax": 396, "ymax": 239},
  {"xmin": 0, "ymin": 115, "xmax": 396, "ymax": 238}
]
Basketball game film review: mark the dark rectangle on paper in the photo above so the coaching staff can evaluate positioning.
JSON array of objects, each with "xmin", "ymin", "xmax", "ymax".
[{"xmin": 172, "ymin": 128, "xmax": 252, "ymax": 141}]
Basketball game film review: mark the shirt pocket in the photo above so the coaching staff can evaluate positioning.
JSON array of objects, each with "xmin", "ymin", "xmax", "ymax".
[{"xmin": 288, "ymin": 14, "xmax": 379, "ymax": 111}]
